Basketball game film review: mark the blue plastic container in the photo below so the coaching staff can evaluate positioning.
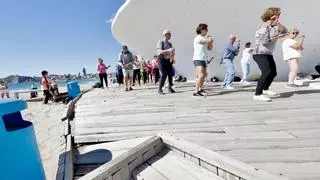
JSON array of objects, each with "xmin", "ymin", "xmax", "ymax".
[
  {"xmin": 0, "ymin": 99, "xmax": 45, "ymax": 180},
  {"xmin": 67, "ymin": 81, "xmax": 80, "ymax": 99}
]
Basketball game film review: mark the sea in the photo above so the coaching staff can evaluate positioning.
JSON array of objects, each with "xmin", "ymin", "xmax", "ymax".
[{"xmin": 7, "ymin": 79, "xmax": 99, "ymax": 91}]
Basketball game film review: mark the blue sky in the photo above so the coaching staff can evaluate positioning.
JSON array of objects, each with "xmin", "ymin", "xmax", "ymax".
[{"xmin": 0, "ymin": 0, "xmax": 125, "ymax": 78}]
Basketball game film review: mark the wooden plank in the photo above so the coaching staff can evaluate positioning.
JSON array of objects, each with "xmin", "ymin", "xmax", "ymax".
[
  {"xmin": 159, "ymin": 133, "xmax": 289, "ymax": 180},
  {"xmin": 64, "ymin": 134, "xmax": 74, "ymax": 180},
  {"xmin": 74, "ymin": 123, "xmax": 224, "ymax": 135},
  {"xmin": 76, "ymin": 137, "xmax": 152, "ymax": 165},
  {"xmin": 79, "ymin": 136, "xmax": 164, "ymax": 180},
  {"xmin": 251, "ymin": 162, "xmax": 320, "ymax": 180},
  {"xmin": 175, "ymin": 132, "xmax": 296, "ymax": 142},
  {"xmin": 222, "ymin": 122, "xmax": 320, "ymax": 133},
  {"xmin": 132, "ymin": 163, "xmax": 169, "ymax": 180},
  {"xmin": 150, "ymin": 151, "xmax": 225, "ymax": 180},
  {"xmin": 206, "ymin": 138, "xmax": 320, "ymax": 151},
  {"xmin": 74, "ymin": 128, "xmax": 223, "ymax": 144},
  {"xmin": 148, "ymin": 155, "xmax": 201, "ymax": 180},
  {"xmin": 222, "ymin": 147, "xmax": 320, "ymax": 163}
]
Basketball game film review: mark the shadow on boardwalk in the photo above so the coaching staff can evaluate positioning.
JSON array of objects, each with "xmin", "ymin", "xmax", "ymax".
[{"xmin": 277, "ymin": 89, "xmax": 320, "ymax": 99}]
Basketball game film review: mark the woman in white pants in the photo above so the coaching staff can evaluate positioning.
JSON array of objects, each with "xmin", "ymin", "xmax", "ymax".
[
  {"xmin": 240, "ymin": 42, "xmax": 254, "ymax": 85},
  {"xmin": 282, "ymin": 28, "xmax": 305, "ymax": 88}
]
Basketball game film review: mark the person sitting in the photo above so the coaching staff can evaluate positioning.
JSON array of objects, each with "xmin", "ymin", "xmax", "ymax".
[
  {"xmin": 50, "ymin": 79, "xmax": 59, "ymax": 97},
  {"xmin": 0, "ymin": 80, "xmax": 10, "ymax": 99},
  {"xmin": 30, "ymin": 80, "xmax": 38, "ymax": 98}
]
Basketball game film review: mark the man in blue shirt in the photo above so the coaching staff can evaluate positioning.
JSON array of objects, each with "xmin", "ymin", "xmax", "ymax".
[{"xmin": 221, "ymin": 35, "xmax": 240, "ymax": 89}]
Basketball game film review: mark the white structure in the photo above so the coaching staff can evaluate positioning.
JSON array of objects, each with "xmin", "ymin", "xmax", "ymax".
[{"xmin": 112, "ymin": 0, "xmax": 320, "ymax": 80}]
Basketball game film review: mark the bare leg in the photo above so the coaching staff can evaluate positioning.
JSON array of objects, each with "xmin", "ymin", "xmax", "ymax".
[
  {"xmin": 195, "ymin": 67, "xmax": 205, "ymax": 92},
  {"xmin": 129, "ymin": 76, "xmax": 133, "ymax": 88},
  {"xmin": 124, "ymin": 76, "xmax": 128, "ymax": 89},
  {"xmin": 288, "ymin": 58, "xmax": 299, "ymax": 84}
]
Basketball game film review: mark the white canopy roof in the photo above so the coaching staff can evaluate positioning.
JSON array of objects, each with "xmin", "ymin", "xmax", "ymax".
[{"xmin": 112, "ymin": 0, "xmax": 319, "ymax": 79}]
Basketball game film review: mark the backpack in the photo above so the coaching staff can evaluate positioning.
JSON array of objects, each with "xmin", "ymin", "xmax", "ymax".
[{"xmin": 159, "ymin": 41, "xmax": 173, "ymax": 60}]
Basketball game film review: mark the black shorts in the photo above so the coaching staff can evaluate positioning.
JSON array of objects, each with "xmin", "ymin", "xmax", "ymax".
[{"xmin": 193, "ymin": 60, "xmax": 207, "ymax": 68}]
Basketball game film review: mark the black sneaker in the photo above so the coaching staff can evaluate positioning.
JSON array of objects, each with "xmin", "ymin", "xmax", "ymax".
[
  {"xmin": 193, "ymin": 91, "xmax": 204, "ymax": 97},
  {"xmin": 199, "ymin": 89, "xmax": 207, "ymax": 94},
  {"xmin": 129, "ymin": 87, "xmax": 133, "ymax": 91},
  {"xmin": 168, "ymin": 88, "xmax": 176, "ymax": 93},
  {"xmin": 158, "ymin": 90, "xmax": 165, "ymax": 95},
  {"xmin": 125, "ymin": 88, "xmax": 129, "ymax": 91}
]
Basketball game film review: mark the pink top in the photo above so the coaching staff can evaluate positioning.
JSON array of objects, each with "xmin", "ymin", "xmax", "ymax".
[
  {"xmin": 97, "ymin": 63, "xmax": 107, "ymax": 74},
  {"xmin": 41, "ymin": 77, "xmax": 50, "ymax": 90},
  {"xmin": 147, "ymin": 64, "xmax": 152, "ymax": 72},
  {"xmin": 152, "ymin": 59, "xmax": 159, "ymax": 69}
]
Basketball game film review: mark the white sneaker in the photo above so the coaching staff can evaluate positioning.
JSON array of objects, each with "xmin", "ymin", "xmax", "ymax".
[
  {"xmin": 253, "ymin": 95, "xmax": 272, "ymax": 102},
  {"xmin": 224, "ymin": 85, "xmax": 235, "ymax": 90},
  {"xmin": 241, "ymin": 80, "xmax": 251, "ymax": 86},
  {"xmin": 263, "ymin": 90, "xmax": 279, "ymax": 96}
]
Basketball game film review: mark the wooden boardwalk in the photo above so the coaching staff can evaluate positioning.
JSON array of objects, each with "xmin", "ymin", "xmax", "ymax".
[{"xmin": 73, "ymin": 82, "xmax": 320, "ymax": 180}]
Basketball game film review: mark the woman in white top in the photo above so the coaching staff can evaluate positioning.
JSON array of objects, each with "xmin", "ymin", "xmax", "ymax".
[
  {"xmin": 282, "ymin": 28, "xmax": 305, "ymax": 87},
  {"xmin": 240, "ymin": 42, "xmax": 254, "ymax": 85},
  {"xmin": 192, "ymin": 23, "xmax": 213, "ymax": 97}
]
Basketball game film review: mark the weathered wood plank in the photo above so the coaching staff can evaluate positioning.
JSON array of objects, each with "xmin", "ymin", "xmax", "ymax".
[
  {"xmin": 64, "ymin": 134, "xmax": 73, "ymax": 180},
  {"xmin": 132, "ymin": 163, "xmax": 169, "ymax": 180},
  {"xmin": 151, "ymin": 151, "xmax": 225, "ymax": 180},
  {"xmin": 222, "ymin": 147, "xmax": 320, "ymax": 163},
  {"xmin": 159, "ymin": 133, "xmax": 289, "ymax": 180}
]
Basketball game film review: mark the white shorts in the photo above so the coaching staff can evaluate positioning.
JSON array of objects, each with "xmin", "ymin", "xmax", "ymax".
[{"xmin": 122, "ymin": 69, "xmax": 133, "ymax": 77}]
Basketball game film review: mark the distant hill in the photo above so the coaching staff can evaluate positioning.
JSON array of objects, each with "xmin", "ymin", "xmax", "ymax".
[{"xmin": 0, "ymin": 75, "xmax": 41, "ymax": 83}]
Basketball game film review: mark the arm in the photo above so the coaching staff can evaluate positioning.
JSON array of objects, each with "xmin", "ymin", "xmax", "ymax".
[
  {"xmin": 290, "ymin": 36, "xmax": 305, "ymax": 50},
  {"xmin": 227, "ymin": 41, "xmax": 240, "ymax": 54},
  {"xmin": 157, "ymin": 41, "xmax": 172, "ymax": 55},
  {"xmin": 118, "ymin": 53, "xmax": 124, "ymax": 67},
  {"xmin": 199, "ymin": 36, "xmax": 214, "ymax": 44},
  {"xmin": 277, "ymin": 23, "xmax": 288, "ymax": 34}
]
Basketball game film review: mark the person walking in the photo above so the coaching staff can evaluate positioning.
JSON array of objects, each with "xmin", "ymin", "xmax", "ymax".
[
  {"xmin": 97, "ymin": 58, "xmax": 110, "ymax": 89},
  {"xmin": 116, "ymin": 64, "xmax": 124, "ymax": 86},
  {"xmin": 253, "ymin": 7, "xmax": 288, "ymax": 102},
  {"xmin": 141, "ymin": 60, "xmax": 148, "ymax": 84},
  {"xmin": 192, "ymin": 23, "xmax": 214, "ymax": 97},
  {"xmin": 147, "ymin": 60, "xmax": 153, "ymax": 83},
  {"xmin": 152, "ymin": 55, "xmax": 160, "ymax": 84},
  {"xmin": 133, "ymin": 56, "xmax": 141, "ymax": 86},
  {"xmin": 157, "ymin": 29, "xmax": 176, "ymax": 95},
  {"xmin": 221, "ymin": 35, "xmax": 240, "ymax": 89},
  {"xmin": 41, "ymin": 70, "xmax": 52, "ymax": 104},
  {"xmin": 118, "ymin": 45, "xmax": 135, "ymax": 91},
  {"xmin": 240, "ymin": 42, "xmax": 254, "ymax": 85},
  {"xmin": 282, "ymin": 28, "xmax": 305, "ymax": 88}
]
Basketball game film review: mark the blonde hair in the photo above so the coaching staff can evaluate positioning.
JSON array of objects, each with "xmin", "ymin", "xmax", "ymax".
[{"xmin": 261, "ymin": 7, "xmax": 281, "ymax": 22}]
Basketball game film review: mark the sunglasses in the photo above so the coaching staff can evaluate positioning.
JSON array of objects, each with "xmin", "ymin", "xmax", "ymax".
[{"xmin": 292, "ymin": 32, "xmax": 299, "ymax": 35}]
